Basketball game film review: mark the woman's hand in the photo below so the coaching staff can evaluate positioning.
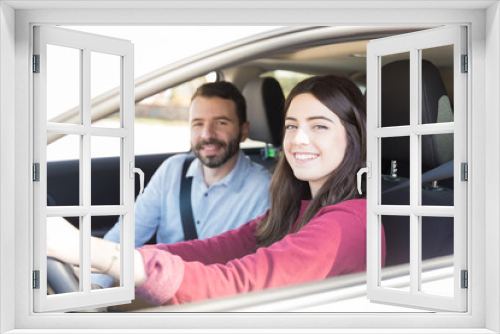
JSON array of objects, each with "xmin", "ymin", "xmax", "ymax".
[{"xmin": 46, "ymin": 217, "xmax": 81, "ymax": 265}]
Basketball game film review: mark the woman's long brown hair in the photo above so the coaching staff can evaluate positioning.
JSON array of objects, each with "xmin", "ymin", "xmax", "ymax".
[{"xmin": 255, "ymin": 75, "xmax": 367, "ymax": 248}]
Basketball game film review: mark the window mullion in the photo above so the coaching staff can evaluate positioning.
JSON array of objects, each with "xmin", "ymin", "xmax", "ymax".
[
  {"xmin": 365, "ymin": 47, "xmax": 379, "ymax": 295},
  {"xmin": 121, "ymin": 49, "xmax": 135, "ymax": 291},
  {"xmin": 80, "ymin": 47, "xmax": 92, "ymax": 295},
  {"xmin": 409, "ymin": 47, "xmax": 421, "ymax": 295},
  {"xmin": 33, "ymin": 28, "xmax": 50, "ymax": 305},
  {"xmin": 453, "ymin": 26, "xmax": 468, "ymax": 309},
  {"xmin": 81, "ymin": 47, "xmax": 91, "ymax": 209}
]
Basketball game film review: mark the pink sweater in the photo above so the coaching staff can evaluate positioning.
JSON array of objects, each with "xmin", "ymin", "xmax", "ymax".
[{"xmin": 135, "ymin": 199, "xmax": 385, "ymax": 305}]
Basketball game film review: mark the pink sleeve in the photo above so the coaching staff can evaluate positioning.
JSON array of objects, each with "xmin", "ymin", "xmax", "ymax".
[
  {"xmin": 135, "ymin": 216, "xmax": 261, "ymax": 305},
  {"xmin": 134, "ymin": 247, "xmax": 185, "ymax": 305},
  {"xmin": 163, "ymin": 217, "xmax": 261, "ymax": 264},
  {"xmin": 135, "ymin": 202, "xmax": 368, "ymax": 306}
]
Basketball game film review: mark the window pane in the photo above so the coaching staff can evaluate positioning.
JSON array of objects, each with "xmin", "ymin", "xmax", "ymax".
[
  {"xmin": 46, "ymin": 216, "xmax": 81, "ymax": 295},
  {"xmin": 91, "ymin": 215, "xmax": 119, "ymax": 239},
  {"xmin": 381, "ymin": 136, "xmax": 410, "ymax": 205},
  {"xmin": 420, "ymin": 216, "xmax": 454, "ymax": 297},
  {"xmin": 132, "ymin": 75, "xmax": 209, "ymax": 155},
  {"xmin": 421, "ymin": 45, "xmax": 454, "ymax": 125},
  {"xmin": 91, "ymin": 136, "xmax": 121, "ymax": 205},
  {"xmin": 46, "ymin": 44, "xmax": 80, "ymax": 124},
  {"xmin": 381, "ymin": 215, "xmax": 410, "ymax": 291},
  {"xmin": 47, "ymin": 134, "xmax": 81, "ymax": 206},
  {"xmin": 91, "ymin": 51, "xmax": 121, "ymax": 128},
  {"xmin": 381, "ymin": 52, "xmax": 410, "ymax": 127},
  {"xmin": 92, "ymin": 216, "xmax": 121, "ymax": 290},
  {"xmin": 421, "ymin": 134, "xmax": 454, "ymax": 206}
]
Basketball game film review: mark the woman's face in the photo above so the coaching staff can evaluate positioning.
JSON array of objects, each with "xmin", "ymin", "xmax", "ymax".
[{"xmin": 283, "ymin": 93, "xmax": 348, "ymax": 197}]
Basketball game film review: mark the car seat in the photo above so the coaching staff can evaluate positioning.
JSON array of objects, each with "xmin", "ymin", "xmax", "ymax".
[
  {"xmin": 242, "ymin": 77, "xmax": 285, "ymax": 170},
  {"xmin": 381, "ymin": 59, "xmax": 454, "ymax": 179},
  {"xmin": 380, "ymin": 59, "xmax": 455, "ymax": 267}
]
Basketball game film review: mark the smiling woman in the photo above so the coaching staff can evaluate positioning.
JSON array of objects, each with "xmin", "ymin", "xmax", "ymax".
[{"xmin": 256, "ymin": 75, "xmax": 368, "ymax": 248}]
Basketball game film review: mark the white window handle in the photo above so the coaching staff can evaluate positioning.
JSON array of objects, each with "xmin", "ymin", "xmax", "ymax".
[
  {"xmin": 130, "ymin": 162, "xmax": 145, "ymax": 195},
  {"xmin": 357, "ymin": 163, "xmax": 371, "ymax": 195}
]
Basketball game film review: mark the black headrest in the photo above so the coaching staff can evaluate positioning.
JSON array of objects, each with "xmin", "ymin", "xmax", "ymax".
[
  {"xmin": 381, "ymin": 60, "xmax": 454, "ymax": 171},
  {"xmin": 242, "ymin": 77, "xmax": 285, "ymax": 147}
]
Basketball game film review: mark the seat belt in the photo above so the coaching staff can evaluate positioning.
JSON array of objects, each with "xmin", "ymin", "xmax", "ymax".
[{"xmin": 179, "ymin": 156, "xmax": 198, "ymax": 241}]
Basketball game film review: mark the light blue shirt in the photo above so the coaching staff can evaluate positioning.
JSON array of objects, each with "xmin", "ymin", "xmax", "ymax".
[{"xmin": 92, "ymin": 150, "xmax": 271, "ymax": 288}]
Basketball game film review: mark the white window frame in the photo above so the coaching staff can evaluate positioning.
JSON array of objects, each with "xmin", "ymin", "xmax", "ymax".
[
  {"xmin": 1, "ymin": 2, "xmax": 498, "ymax": 333},
  {"xmin": 366, "ymin": 25, "xmax": 468, "ymax": 312},
  {"xmin": 32, "ymin": 25, "xmax": 136, "ymax": 312}
]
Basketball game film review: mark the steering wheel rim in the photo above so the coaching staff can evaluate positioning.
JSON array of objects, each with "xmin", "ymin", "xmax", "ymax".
[{"xmin": 47, "ymin": 257, "xmax": 79, "ymax": 294}]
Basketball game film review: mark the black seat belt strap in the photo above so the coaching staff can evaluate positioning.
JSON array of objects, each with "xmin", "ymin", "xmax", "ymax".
[{"xmin": 179, "ymin": 156, "xmax": 198, "ymax": 241}]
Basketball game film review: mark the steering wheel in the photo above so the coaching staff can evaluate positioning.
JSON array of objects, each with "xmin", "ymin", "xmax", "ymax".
[{"xmin": 47, "ymin": 257, "xmax": 79, "ymax": 294}]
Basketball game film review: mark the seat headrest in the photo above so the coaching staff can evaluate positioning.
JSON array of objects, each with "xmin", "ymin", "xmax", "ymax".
[
  {"xmin": 242, "ymin": 77, "xmax": 285, "ymax": 147},
  {"xmin": 381, "ymin": 60, "xmax": 454, "ymax": 171}
]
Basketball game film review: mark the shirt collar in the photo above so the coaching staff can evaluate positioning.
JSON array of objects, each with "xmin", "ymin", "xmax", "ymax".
[{"xmin": 186, "ymin": 150, "xmax": 247, "ymax": 191}]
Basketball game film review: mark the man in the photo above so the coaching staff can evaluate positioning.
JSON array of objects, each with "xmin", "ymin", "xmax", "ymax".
[{"xmin": 92, "ymin": 81, "xmax": 271, "ymax": 289}]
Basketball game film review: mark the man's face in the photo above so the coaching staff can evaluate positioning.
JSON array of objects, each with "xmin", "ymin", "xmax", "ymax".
[{"xmin": 189, "ymin": 96, "xmax": 248, "ymax": 168}]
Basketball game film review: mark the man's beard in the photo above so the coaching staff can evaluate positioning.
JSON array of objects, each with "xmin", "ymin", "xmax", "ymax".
[{"xmin": 192, "ymin": 137, "xmax": 240, "ymax": 168}]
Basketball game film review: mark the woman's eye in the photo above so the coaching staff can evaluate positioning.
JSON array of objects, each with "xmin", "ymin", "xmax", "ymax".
[
  {"xmin": 285, "ymin": 124, "xmax": 297, "ymax": 130},
  {"xmin": 313, "ymin": 124, "xmax": 328, "ymax": 130}
]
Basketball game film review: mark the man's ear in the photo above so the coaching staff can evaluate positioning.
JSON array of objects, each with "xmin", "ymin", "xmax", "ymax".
[{"xmin": 240, "ymin": 121, "xmax": 250, "ymax": 142}]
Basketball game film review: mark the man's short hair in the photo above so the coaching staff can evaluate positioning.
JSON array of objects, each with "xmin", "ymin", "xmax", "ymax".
[{"xmin": 191, "ymin": 81, "xmax": 247, "ymax": 125}]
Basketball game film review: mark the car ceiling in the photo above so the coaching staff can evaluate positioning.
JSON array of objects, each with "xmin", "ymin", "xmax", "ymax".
[
  {"xmin": 238, "ymin": 39, "xmax": 453, "ymax": 74},
  {"xmin": 245, "ymin": 40, "xmax": 369, "ymax": 74}
]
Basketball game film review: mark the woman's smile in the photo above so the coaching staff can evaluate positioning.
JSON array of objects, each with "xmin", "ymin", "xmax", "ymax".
[{"xmin": 293, "ymin": 152, "xmax": 320, "ymax": 163}]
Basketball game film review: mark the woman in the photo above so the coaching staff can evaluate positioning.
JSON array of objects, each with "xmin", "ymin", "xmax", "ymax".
[{"xmin": 47, "ymin": 75, "xmax": 385, "ymax": 305}]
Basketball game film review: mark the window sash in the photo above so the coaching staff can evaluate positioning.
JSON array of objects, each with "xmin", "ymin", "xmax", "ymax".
[
  {"xmin": 32, "ymin": 26, "xmax": 136, "ymax": 313},
  {"xmin": 366, "ymin": 25, "xmax": 468, "ymax": 312}
]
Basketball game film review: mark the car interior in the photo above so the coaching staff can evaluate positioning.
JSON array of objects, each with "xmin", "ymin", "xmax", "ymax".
[{"xmin": 45, "ymin": 26, "xmax": 456, "ymax": 309}]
